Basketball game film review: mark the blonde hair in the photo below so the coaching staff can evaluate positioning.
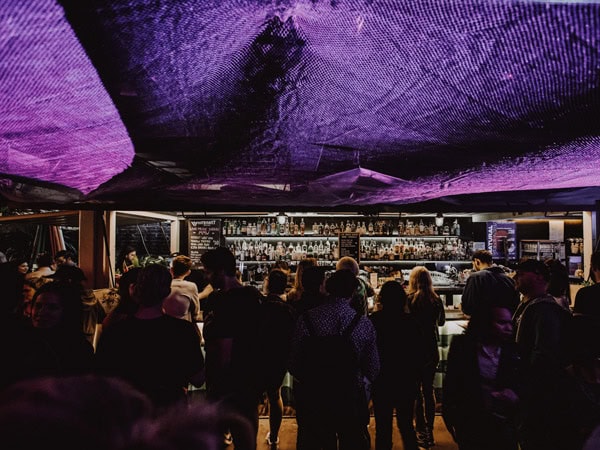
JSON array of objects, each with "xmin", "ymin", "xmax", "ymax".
[
  {"xmin": 336, "ymin": 256, "xmax": 359, "ymax": 276},
  {"xmin": 407, "ymin": 266, "xmax": 439, "ymax": 307}
]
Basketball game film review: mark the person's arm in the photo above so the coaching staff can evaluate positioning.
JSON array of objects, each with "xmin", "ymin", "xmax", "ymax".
[
  {"xmin": 357, "ymin": 319, "xmax": 380, "ymax": 383},
  {"xmin": 437, "ymin": 297, "xmax": 446, "ymax": 326},
  {"xmin": 459, "ymin": 275, "xmax": 478, "ymax": 316}
]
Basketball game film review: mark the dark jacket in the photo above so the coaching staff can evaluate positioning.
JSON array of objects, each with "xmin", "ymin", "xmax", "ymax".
[
  {"xmin": 442, "ymin": 333, "xmax": 521, "ymax": 447},
  {"xmin": 461, "ymin": 267, "xmax": 520, "ymax": 316}
]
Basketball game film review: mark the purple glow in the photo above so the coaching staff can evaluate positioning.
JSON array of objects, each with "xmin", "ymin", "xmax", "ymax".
[
  {"xmin": 1, "ymin": 0, "xmax": 599, "ymax": 209},
  {"xmin": 0, "ymin": 0, "xmax": 134, "ymax": 194}
]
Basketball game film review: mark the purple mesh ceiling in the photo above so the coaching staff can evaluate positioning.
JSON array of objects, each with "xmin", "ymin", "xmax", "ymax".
[
  {"xmin": 1, "ymin": 0, "xmax": 600, "ymax": 211},
  {"xmin": 0, "ymin": 0, "xmax": 134, "ymax": 196}
]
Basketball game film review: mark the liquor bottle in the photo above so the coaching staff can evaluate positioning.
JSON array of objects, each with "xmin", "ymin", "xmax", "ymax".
[
  {"xmin": 260, "ymin": 218, "xmax": 267, "ymax": 236},
  {"xmin": 454, "ymin": 219, "xmax": 461, "ymax": 236},
  {"xmin": 300, "ymin": 218, "xmax": 305, "ymax": 236}
]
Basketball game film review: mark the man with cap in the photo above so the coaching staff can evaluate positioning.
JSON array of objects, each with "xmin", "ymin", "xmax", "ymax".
[{"xmin": 513, "ymin": 258, "xmax": 572, "ymax": 450}]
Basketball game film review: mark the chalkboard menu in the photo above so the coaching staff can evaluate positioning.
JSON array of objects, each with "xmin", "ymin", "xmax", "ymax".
[
  {"xmin": 188, "ymin": 219, "xmax": 222, "ymax": 262},
  {"xmin": 339, "ymin": 232, "xmax": 360, "ymax": 262}
]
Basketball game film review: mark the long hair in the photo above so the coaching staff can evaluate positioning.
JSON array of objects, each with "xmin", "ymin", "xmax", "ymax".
[
  {"xmin": 407, "ymin": 266, "xmax": 439, "ymax": 308},
  {"xmin": 293, "ymin": 258, "xmax": 318, "ymax": 290},
  {"xmin": 377, "ymin": 280, "xmax": 408, "ymax": 313}
]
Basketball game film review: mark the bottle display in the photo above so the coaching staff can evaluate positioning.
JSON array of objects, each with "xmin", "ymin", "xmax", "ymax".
[{"xmin": 221, "ymin": 215, "xmax": 473, "ymax": 264}]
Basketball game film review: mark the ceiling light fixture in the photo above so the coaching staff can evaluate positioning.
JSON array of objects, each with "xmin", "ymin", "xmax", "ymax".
[{"xmin": 435, "ymin": 212, "xmax": 444, "ymax": 227}]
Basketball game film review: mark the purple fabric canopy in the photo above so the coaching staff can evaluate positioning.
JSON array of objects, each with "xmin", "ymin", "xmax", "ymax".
[{"xmin": 1, "ymin": 0, "xmax": 599, "ymax": 211}]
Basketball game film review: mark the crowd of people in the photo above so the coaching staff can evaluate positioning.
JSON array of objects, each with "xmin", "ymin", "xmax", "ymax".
[{"xmin": 0, "ymin": 246, "xmax": 599, "ymax": 450}]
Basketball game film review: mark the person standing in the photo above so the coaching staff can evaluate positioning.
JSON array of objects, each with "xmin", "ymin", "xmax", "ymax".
[
  {"xmin": 336, "ymin": 256, "xmax": 374, "ymax": 316},
  {"xmin": 289, "ymin": 269, "xmax": 379, "ymax": 450},
  {"xmin": 442, "ymin": 304, "xmax": 521, "ymax": 450},
  {"xmin": 7, "ymin": 281, "xmax": 95, "ymax": 385},
  {"xmin": 26, "ymin": 253, "xmax": 55, "ymax": 279},
  {"xmin": 370, "ymin": 280, "xmax": 427, "ymax": 450},
  {"xmin": 407, "ymin": 266, "xmax": 445, "ymax": 448},
  {"xmin": 116, "ymin": 246, "xmax": 139, "ymax": 280},
  {"xmin": 95, "ymin": 264, "xmax": 205, "ymax": 410},
  {"xmin": 512, "ymin": 259, "xmax": 572, "ymax": 450},
  {"xmin": 163, "ymin": 254, "xmax": 200, "ymax": 322},
  {"xmin": 460, "ymin": 250, "xmax": 520, "ymax": 317},
  {"xmin": 200, "ymin": 247, "xmax": 264, "ymax": 448},
  {"xmin": 574, "ymin": 251, "xmax": 600, "ymax": 317},
  {"xmin": 259, "ymin": 269, "xmax": 296, "ymax": 449},
  {"xmin": 54, "ymin": 250, "xmax": 76, "ymax": 267}
]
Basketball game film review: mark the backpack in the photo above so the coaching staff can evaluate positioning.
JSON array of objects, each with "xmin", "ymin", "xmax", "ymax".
[{"xmin": 295, "ymin": 312, "xmax": 366, "ymax": 419}]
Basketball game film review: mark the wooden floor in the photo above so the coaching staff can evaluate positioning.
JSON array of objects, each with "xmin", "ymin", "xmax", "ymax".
[{"xmin": 256, "ymin": 415, "xmax": 458, "ymax": 450}]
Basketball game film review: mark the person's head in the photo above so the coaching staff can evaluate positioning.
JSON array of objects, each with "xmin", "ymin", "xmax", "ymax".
[
  {"xmin": 408, "ymin": 266, "xmax": 438, "ymax": 306},
  {"xmin": 125, "ymin": 401, "xmax": 254, "ymax": 450},
  {"xmin": 471, "ymin": 250, "xmax": 493, "ymax": 271},
  {"xmin": 12, "ymin": 258, "xmax": 29, "ymax": 275},
  {"xmin": 466, "ymin": 304, "xmax": 514, "ymax": 343},
  {"xmin": 200, "ymin": 247, "xmax": 237, "ymax": 289},
  {"xmin": 514, "ymin": 258, "xmax": 550, "ymax": 298},
  {"xmin": 0, "ymin": 374, "xmax": 153, "ymax": 450},
  {"xmin": 300, "ymin": 266, "xmax": 326, "ymax": 295},
  {"xmin": 273, "ymin": 260, "xmax": 290, "ymax": 275},
  {"xmin": 19, "ymin": 277, "xmax": 50, "ymax": 319},
  {"xmin": 377, "ymin": 280, "xmax": 408, "ymax": 312},
  {"xmin": 325, "ymin": 269, "xmax": 359, "ymax": 299},
  {"xmin": 134, "ymin": 264, "xmax": 172, "ymax": 307},
  {"xmin": 336, "ymin": 256, "xmax": 359, "ymax": 276},
  {"xmin": 120, "ymin": 246, "xmax": 137, "ymax": 263},
  {"xmin": 49, "ymin": 265, "xmax": 87, "ymax": 287},
  {"xmin": 590, "ymin": 251, "xmax": 600, "ymax": 280},
  {"xmin": 54, "ymin": 250, "xmax": 75, "ymax": 267},
  {"xmin": 293, "ymin": 258, "xmax": 318, "ymax": 289},
  {"xmin": 171, "ymin": 255, "xmax": 193, "ymax": 278},
  {"xmin": 31, "ymin": 281, "xmax": 82, "ymax": 332},
  {"xmin": 544, "ymin": 258, "xmax": 569, "ymax": 298},
  {"xmin": 408, "ymin": 266, "xmax": 433, "ymax": 293},
  {"xmin": 116, "ymin": 266, "xmax": 142, "ymax": 314},
  {"xmin": 162, "ymin": 292, "xmax": 192, "ymax": 320},
  {"xmin": 35, "ymin": 253, "xmax": 54, "ymax": 269},
  {"xmin": 267, "ymin": 269, "xmax": 288, "ymax": 296}
]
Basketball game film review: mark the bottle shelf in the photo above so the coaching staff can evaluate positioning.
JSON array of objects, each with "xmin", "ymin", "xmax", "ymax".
[
  {"xmin": 361, "ymin": 260, "xmax": 471, "ymax": 264},
  {"xmin": 225, "ymin": 234, "xmax": 468, "ymax": 240}
]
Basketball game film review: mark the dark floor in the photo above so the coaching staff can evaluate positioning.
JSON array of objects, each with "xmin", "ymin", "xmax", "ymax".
[{"xmin": 256, "ymin": 415, "xmax": 458, "ymax": 450}]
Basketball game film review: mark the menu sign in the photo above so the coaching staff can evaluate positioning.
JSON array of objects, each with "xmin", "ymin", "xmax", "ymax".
[
  {"xmin": 188, "ymin": 219, "xmax": 222, "ymax": 262},
  {"xmin": 486, "ymin": 221, "xmax": 517, "ymax": 260},
  {"xmin": 339, "ymin": 232, "xmax": 360, "ymax": 262}
]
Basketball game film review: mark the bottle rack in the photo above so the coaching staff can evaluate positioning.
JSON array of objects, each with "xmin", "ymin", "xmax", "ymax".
[
  {"xmin": 222, "ymin": 215, "xmax": 473, "ymax": 265},
  {"xmin": 221, "ymin": 216, "xmax": 467, "ymax": 238}
]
